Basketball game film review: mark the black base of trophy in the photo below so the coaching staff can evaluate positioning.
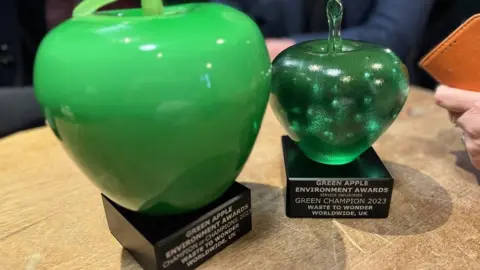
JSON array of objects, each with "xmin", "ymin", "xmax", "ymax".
[
  {"xmin": 282, "ymin": 136, "xmax": 394, "ymax": 219},
  {"xmin": 102, "ymin": 182, "xmax": 252, "ymax": 270}
]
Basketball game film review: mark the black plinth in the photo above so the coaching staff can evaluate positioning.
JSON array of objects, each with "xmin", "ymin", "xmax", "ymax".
[
  {"xmin": 102, "ymin": 182, "xmax": 252, "ymax": 270},
  {"xmin": 282, "ymin": 136, "xmax": 394, "ymax": 219}
]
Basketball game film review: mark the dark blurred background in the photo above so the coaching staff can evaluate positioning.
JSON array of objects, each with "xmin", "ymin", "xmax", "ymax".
[{"xmin": 1, "ymin": 0, "xmax": 480, "ymax": 138}]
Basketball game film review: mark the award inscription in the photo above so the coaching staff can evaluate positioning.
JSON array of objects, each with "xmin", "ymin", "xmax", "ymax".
[
  {"xmin": 282, "ymin": 136, "xmax": 394, "ymax": 219},
  {"xmin": 158, "ymin": 197, "xmax": 251, "ymax": 269},
  {"xmin": 103, "ymin": 182, "xmax": 252, "ymax": 270},
  {"xmin": 288, "ymin": 178, "xmax": 393, "ymax": 218}
]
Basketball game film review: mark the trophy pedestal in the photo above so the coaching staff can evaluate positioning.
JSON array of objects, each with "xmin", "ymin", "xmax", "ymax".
[
  {"xmin": 282, "ymin": 136, "xmax": 394, "ymax": 219},
  {"xmin": 102, "ymin": 182, "xmax": 252, "ymax": 270}
]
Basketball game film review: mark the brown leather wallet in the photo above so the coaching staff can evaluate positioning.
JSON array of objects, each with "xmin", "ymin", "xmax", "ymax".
[{"xmin": 419, "ymin": 14, "xmax": 480, "ymax": 92}]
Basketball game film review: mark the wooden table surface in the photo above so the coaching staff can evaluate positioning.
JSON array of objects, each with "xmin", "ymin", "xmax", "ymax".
[{"xmin": 1, "ymin": 86, "xmax": 479, "ymax": 270}]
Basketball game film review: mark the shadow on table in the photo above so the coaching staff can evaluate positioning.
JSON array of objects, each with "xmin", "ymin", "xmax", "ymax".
[
  {"xmin": 339, "ymin": 162, "xmax": 453, "ymax": 236},
  {"xmin": 120, "ymin": 248, "xmax": 141, "ymax": 269},
  {"xmin": 452, "ymin": 150, "xmax": 480, "ymax": 185},
  {"xmin": 237, "ymin": 182, "xmax": 348, "ymax": 270}
]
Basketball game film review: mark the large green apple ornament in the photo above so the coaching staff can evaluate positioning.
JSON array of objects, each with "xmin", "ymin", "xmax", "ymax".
[
  {"xmin": 270, "ymin": 0, "xmax": 409, "ymax": 165},
  {"xmin": 34, "ymin": 0, "xmax": 271, "ymax": 215}
]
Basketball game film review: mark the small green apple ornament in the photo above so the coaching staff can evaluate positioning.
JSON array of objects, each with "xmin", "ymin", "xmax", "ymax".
[
  {"xmin": 34, "ymin": 0, "xmax": 271, "ymax": 215},
  {"xmin": 270, "ymin": 0, "xmax": 409, "ymax": 165}
]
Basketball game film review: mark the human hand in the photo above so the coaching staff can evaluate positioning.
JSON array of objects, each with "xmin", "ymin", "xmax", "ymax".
[
  {"xmin": 265, "ymin": 38, "xmax": 295, "ymax": 61},
  {"xmin": 435, "ymin": 85, "xmax": 480, "ymax": 169}
]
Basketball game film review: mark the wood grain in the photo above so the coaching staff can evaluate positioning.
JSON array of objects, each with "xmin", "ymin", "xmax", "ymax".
[{"xmin": 1, "ymin": 86, "xmax": 479, "ymax": 269}]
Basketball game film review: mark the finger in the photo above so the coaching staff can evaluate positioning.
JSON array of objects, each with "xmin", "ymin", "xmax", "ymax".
[
  {"xmin": 435, "ymin": 85, "xmax": 480, "ymax": 112},
  {"xmin": 462, "ymin": 134, "xmax": 480, "ymax": 170},
  {"xmin": 456, "ymin": 106, "xmax": 480, "ymax": 138}
]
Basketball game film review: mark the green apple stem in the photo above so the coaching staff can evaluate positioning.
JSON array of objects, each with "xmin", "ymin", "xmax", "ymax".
[
  {"xmin": 72, "ymin": 0, "xmax": 164, "ymax": 17},
  {"xmin": 327, "ymin": 0, "xmax": 344, "ymax": 53},
  {"xmin": 142, "ymin": 0, "xmax": 164, "ymax": 16},
  {"xmin": 73, "ymin": 0, "xmax": 117, "ymax": 17}
]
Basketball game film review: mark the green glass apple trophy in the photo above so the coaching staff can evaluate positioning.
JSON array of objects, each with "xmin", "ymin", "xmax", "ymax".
[
  {"xmin": 270, "ymin": 0, "xmax": 409, "ymax": 165},
  {"xmin": 34, "ymin": 0, "xmax": 271, "ymax": 215}
]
